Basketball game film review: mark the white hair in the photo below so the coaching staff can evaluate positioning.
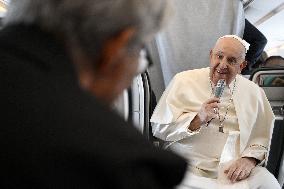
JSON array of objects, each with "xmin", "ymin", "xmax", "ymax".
[
  {"xmin": 219, "ymin": 35, "xmax": 250, "ymax": 53},
  {"xmin": 4, "ymin": 0, "xmax": 171, "ymax": 57}
]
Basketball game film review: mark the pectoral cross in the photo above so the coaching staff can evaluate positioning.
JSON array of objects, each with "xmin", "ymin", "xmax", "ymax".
[{"xmin": 219, "ymin": 126, "xmax": 224, "ymax": 133}]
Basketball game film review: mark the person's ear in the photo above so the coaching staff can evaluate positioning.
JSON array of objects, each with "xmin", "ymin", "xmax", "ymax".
[
  {"xmin": 96, "ymin": 27, "xmax": 136, "ymax": 74},
  {"xmin": 239, "ymin": 60, "xmax": 248, "ymax": 72}
]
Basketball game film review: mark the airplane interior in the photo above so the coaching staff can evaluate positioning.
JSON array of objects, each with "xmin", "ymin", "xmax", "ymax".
[{"xmin": 0, "ymin": 0, "xmax": 283, "ymax": 188}]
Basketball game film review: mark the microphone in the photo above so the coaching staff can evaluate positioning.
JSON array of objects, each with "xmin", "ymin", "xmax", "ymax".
[
  {"xmin": 214, "ymin": 79, "xmax": 226, "ymax": 98},
  {"xmin": 206, "ymin": 79, "xmax": 226, "ymax": 127}
]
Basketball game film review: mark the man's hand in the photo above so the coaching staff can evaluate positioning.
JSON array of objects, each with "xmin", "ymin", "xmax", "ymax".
[
  {"xmin": 224, "ymin": 157, "xmax": 257, "ymax": 183},
  {"xmin": 198, "ymin": 97, "xmax": 220, "ymax": 124},
  {"xmin": 188, "ymin": 98, "xmax": 220, "ymax": 131}
]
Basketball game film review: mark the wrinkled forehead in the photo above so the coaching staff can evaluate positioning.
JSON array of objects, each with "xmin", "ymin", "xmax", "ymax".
[{"xmin": 213, "ymin": 38, "xmax": 246, "ymax": 59}]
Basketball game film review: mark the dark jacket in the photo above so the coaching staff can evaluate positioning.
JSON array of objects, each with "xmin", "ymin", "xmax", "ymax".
[
  {"xmin": 242, "ymin": 19, "xmax": 267, "ymax": 74},
  {"xmin": 0, "ymin": 24, "xmax": 187, "ymax": 189}
]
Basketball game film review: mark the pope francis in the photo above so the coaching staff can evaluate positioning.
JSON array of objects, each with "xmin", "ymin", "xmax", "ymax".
[{"xmin": 150, "ymin": 35, "xmax": 281, "ymax": 189}]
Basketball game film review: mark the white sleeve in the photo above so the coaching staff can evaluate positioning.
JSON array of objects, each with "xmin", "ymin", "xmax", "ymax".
[
  {"xmin": 241, "ymin": 144, "xmax": 267, "ymax": 165},
  {"xmin": 241, "ymin": 88, "xmax": 275, "ymax": 165},
  {"xmin": 152, "ymin": 112, "xmax": 202, "ymax": 142}
]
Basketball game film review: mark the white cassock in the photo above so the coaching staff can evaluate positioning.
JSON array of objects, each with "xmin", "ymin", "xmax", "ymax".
[{"xmin": 150, "ymin": 68, "xmax": 281, "ymax": 189}]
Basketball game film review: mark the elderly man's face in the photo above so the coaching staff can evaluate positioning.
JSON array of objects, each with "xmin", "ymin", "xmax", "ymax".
[{"xmin": 210, "ymin": 38, "xmax": 247, "ymax": 85}]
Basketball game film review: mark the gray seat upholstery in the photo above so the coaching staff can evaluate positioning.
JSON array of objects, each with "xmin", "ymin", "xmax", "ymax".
[{"xmin": 250, "ymin": 68, "xmax": 284, "ymax": 187}]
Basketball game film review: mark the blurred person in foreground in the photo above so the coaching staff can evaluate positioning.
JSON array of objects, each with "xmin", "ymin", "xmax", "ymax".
[
  {"xmin": 151, "ymin": 35, "xmax": 281, "ymax": 188},
  {"xmin": 0, "ymin": 0, "xmax": 187, "ymax": 188}
]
